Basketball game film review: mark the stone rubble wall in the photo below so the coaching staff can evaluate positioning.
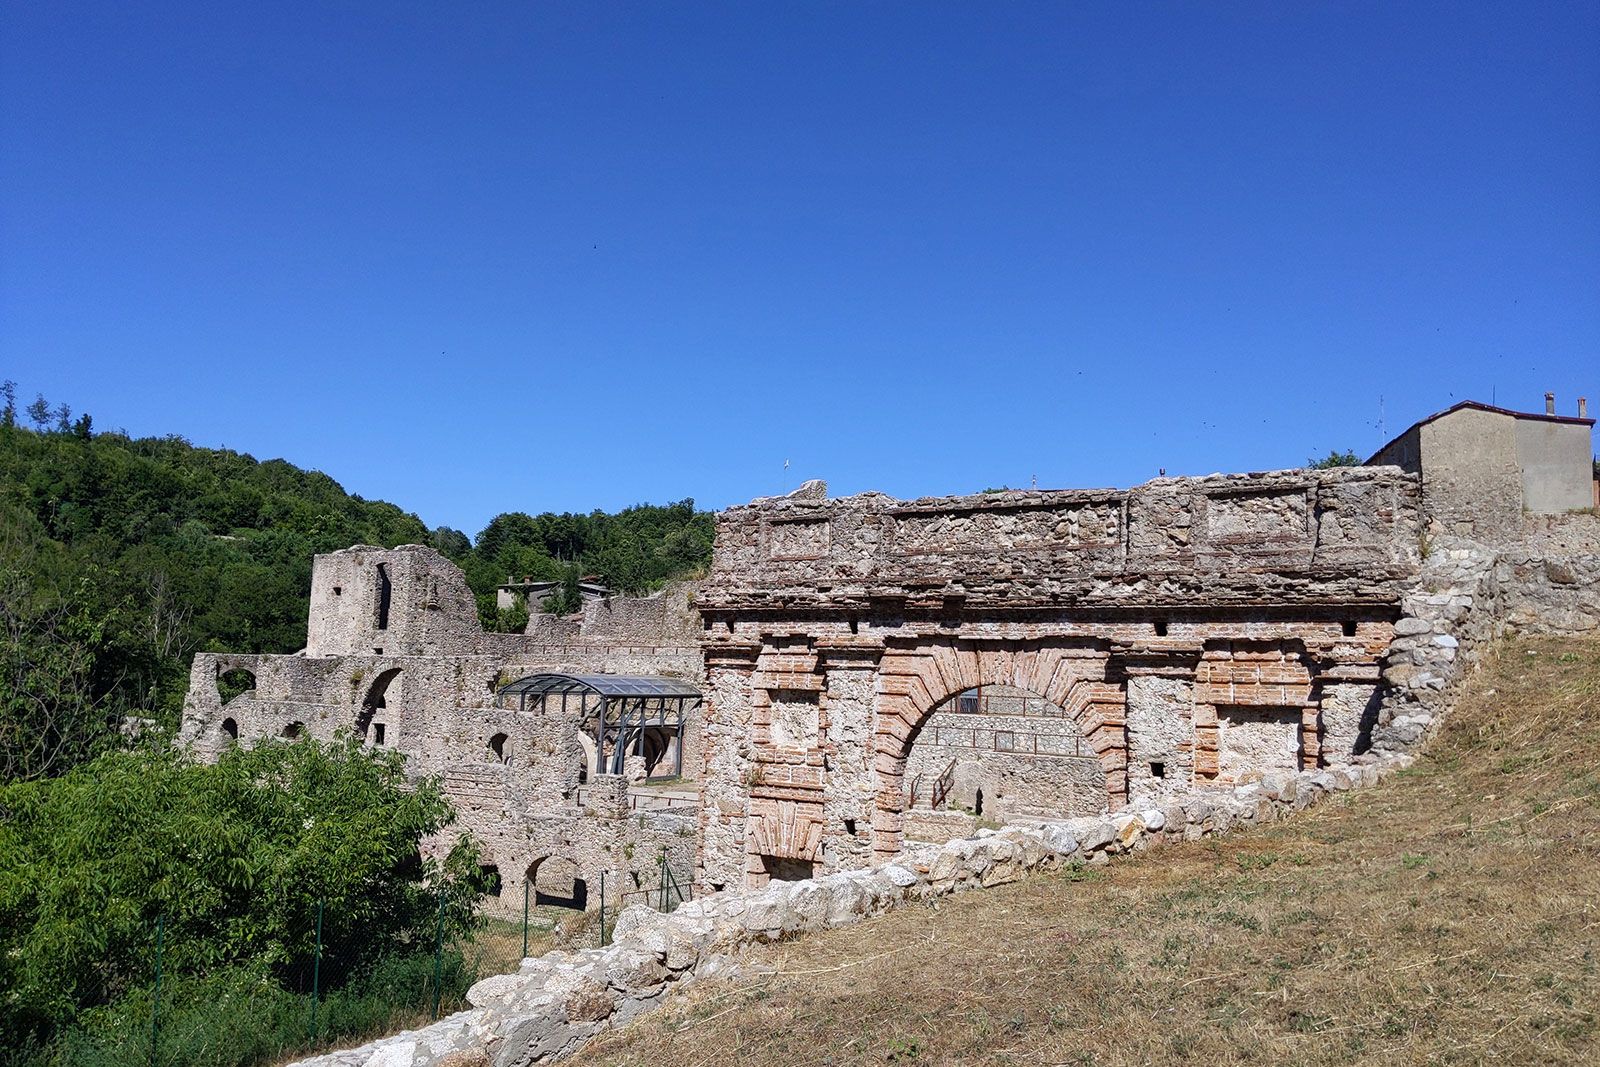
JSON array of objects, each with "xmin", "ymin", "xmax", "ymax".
[
  {"xmin": 702, "ymin": 466, "xmax": 1422, "ymax": 613},
  {"xmin": 1371, "ymin": 513, "xmax": 1600, "ymax": 753},
  {"xmin": 285, "ymin": 748, "xmax": 1422, "ymax": 1067}
]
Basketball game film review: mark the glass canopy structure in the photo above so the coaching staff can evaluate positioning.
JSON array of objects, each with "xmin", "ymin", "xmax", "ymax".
[{"xmin": 495, "ymin": 673, "xmax": 702, "ymax": 780}]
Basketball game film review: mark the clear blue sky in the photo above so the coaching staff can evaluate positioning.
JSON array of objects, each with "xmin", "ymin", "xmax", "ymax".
[{"xmin": 3, "ymin": 3, "xmax": 1596, "ymax": 538}]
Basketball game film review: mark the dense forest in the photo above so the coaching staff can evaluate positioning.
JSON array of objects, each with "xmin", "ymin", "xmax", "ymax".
[
  {"xmin": 0, "ymin": 383, "xmax": 713, "ymax": 779},
  {"xmin": 0, "ymin": 384, "xmax": 714, "ymax": 1064}
]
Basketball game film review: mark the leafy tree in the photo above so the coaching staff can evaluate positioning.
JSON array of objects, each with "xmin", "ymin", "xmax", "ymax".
[
  {"xmin": 0, "ymin": 737, "xmax": 479, "ymax": 1055},
  {"xmin": 25, "ymin": 394, "xmax": 50, "ymax": 430},
  {"xmin": 1308, "ymin": 448, "xmax": 1361, "ymax": 469},
  {"xmin": 0, "ymin": 387, "xmax": 715, "ymax": 773}
]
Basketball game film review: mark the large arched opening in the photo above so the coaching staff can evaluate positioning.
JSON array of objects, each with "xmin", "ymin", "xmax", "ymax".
[
  {"xmin": 527, "ymin": 856, "xmax": 587, "ymax": 911},
  {"xmin": 901, "ymin": 684, "xmax": 1110, "ymax": 841},
  {"xmin": 871, "ymin": 641, "xmax": 1127, "ymax": 858},
  {"xmin": 356, "ymin": 668, "xmax": 402, "ymax": 744}
]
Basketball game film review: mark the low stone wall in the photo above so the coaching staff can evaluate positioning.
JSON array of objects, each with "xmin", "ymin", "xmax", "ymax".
[{"xmin": 288, "ymin": 747, "xmax": 1420, "ymax": 1067}]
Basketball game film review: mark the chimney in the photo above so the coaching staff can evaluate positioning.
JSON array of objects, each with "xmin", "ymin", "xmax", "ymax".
[
  {"xmin": 1545, "ymin": 392, "xmax": 1555, "ymax": 414},
  {"xmin": 1581, "ymin": 397, "xmax": 1589, "ymax": 419}
]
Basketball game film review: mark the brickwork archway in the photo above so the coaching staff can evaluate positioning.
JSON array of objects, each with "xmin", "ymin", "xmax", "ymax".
[{"xmin": 870, "ymin": 641, "xmax": 1126, "ymax": 857}]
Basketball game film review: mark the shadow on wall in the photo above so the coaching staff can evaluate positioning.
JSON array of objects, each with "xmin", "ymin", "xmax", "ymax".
[{"xmin": 529, "ymin": 857, "xmax": 587, "ymax": 910}]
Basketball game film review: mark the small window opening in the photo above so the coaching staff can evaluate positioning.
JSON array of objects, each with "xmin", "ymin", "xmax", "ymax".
[
  {"xmin": 849, "ymin": 617, "xmax": 859, "ymax": 634},
  {"xmin": 1154, "ymin": 619, "xmax": 1169, "ymax": 637},
  {"xmin": 221, "ymin": 717, "xmax": 238, "ymax": 740},
  {"xmin": 282, "ymin": 721, "xmax": 304, "ymax": 739},
  {"xmin": 1342, "ymin": 620, "xmax": 1358, "ymax": 637},
  {"xmin": 375, "ymin": 563, "xmax": 391, "ymax": 630},
  {"xmin": 974, "ymin": 788, "xmax": 985, "ymax": 816},
  {"xmin": 1150, "ymin": 761, "xmax": 1166, "ymax": 778},
  {"xmin": 373, "ymin": 647, "xmax": 383, "ymax": 656},
  {"xmin": 332, "ymin": 586, "xmax": 342, "ymax": 596},
  {"xmin": 373, "ymin": 723, "xmax": 386, "ymax": 745},
  {"xmin": 761, "ymin": 855, "xmax": 815, "ymax": 882},
  {"xmin": 479, "ymin": 864, "xmax": 502, "ymax": 898},
  {"xmin": 844, "ymin": 818, "xmax": 858, "ymax": 836},
  {"xmin": 489, "ymin": 732, "xmax": 509, "ymax": 763}
]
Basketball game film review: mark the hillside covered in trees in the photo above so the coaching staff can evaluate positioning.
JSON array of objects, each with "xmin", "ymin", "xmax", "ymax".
[{"xmin": 0, "ymin": 384, "xmax": 714, "ymax": 782}]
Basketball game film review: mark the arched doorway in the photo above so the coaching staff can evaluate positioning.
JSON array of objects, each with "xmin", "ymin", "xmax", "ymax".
[
  {"xmin": 901, "ymin": 684, "xmax": 1110, "ymax": 838},
  {"xmin": 871, "ymin": 641, "xmax": 1126, "ymax": 858},
  {"xmin": 357, "ymin": 668, "xmax": 401, "ymax": 743},
  {"xmin": 527, "ymin": 856, "xmax": 587, "ymax": 910}
]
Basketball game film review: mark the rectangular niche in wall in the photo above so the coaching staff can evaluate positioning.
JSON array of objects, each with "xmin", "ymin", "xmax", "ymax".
[
  {"xmin": 1216, "ymin": 705, "xmax": 1303, "ymax": 780},
  {"xmin": 769, "ymin": 688, "xmax": 821, "ymax": 750},
  {"xmin": 761, "ymin": 855, "xmax": 816, "ymax": 882}
]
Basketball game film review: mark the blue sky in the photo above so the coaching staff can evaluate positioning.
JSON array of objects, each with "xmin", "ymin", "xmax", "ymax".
[{"xmin": 3, "ymin": 2, "xmax": 1596, "ymax": 538}]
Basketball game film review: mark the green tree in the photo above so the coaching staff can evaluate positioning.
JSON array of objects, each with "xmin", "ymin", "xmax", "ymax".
[
  {"xmin": 0, "ymin": 737, "xmax": 479, "ymax": 1055},
  {"xmin": 1308, "ymin": 448, "xmax": 1361, "ymax": 469}
]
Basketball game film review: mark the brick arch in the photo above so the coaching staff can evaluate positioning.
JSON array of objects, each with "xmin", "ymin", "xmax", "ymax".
[{"xmin": 871, "ymin": 641, "xmax": 1127, "ymax": 857}]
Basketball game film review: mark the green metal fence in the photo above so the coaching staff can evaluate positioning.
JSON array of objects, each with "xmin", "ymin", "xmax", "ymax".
[{"xmin": 599, "ymin": 851, "xmax": 693, "ymax": 948}]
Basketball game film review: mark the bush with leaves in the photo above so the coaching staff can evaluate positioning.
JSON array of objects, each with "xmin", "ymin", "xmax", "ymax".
[
  {"xmin": 0, "ymin": 736, "xmax": 481, "ymax": 1058},
  {"xmin": 1307, "ymin": 448, "xmax": 1361, "ymax": 469}
]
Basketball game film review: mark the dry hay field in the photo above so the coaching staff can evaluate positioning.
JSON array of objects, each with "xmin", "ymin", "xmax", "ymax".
[{"xmin": 575, "ymin": 634, "xmax": 1600, "ymax": 1066}]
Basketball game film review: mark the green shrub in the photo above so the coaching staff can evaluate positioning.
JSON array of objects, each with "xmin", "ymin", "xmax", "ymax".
[{"xmin": 0, "ymin": 738, "xmax": 481, "ymax": 1059}]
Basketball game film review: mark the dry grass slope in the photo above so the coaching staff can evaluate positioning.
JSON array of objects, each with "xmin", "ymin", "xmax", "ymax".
[{"xmin": 575, "ymin": 635, "xmax": 1600, "ymax": 1066}]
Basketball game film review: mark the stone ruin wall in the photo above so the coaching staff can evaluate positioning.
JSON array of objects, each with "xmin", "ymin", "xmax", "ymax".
[
  {"xmin": 180, "ymin": 546, "xmax": 707, "ymax": 915},
  {"xmin": 693, "ymin": 467, "xmax": 1423, "ymax": 891}
]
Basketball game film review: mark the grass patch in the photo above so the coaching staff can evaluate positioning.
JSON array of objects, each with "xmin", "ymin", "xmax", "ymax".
[{"xmin": 574, "ymin": 635, "xmax": 1600, "ymax": 1066}]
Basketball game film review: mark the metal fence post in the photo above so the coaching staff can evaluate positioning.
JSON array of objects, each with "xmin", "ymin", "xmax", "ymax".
[
  {"xmin": 149, "ymin": 914, "xmax": 164, "ymax": 1067},
  {"xmin": 310, "ymin": 898, "xmax": 324, "ymax": 1038},
  {"xmin": 431, "ymin": 893, "xmax": 445, "ymax": 1021},
  {"xmin": 521, "ymin": 878, "xmax": 530, "ymax": 959}
]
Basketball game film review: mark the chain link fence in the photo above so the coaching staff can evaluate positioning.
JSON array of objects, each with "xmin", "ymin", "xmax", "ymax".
[{"xmin": 598, "ymin": 850, "xmax": 692, "ymax": 947}]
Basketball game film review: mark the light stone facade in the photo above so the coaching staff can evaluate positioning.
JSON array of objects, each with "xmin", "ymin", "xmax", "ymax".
[{"xmin": 179, "ymin": 546, "xmax": 704, "ymax": 914}]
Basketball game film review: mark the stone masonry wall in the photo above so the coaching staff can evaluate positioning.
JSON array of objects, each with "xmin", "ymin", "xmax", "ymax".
[
  {"xmin": 694, "ymin": 467, "xmax": 1420, "ymax": 892},
  {"xmin": 179, "ymin": 548, "xmax": 709, "ymax": 918},
  {"xmin": 281, "ymin": 488, "xmax": 1600, "ymax": 1067}
]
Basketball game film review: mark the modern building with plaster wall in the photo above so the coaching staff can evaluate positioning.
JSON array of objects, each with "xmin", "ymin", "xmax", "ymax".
[{"xmin": 1368, "ymin": 396, "xmax": 1595, "ymax": 541}]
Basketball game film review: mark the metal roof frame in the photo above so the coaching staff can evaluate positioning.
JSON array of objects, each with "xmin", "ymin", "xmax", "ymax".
[
  {"xmin": 496, "ymin": 673, "xmax": 702, "ymax": 699},
  {"xmin": 495, "ymin": 673, "xmax": 701, "ymax": 782}
]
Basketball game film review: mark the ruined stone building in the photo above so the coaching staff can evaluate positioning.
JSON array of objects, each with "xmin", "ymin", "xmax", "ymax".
[
  {"xmin": 180, "ymin": 547, "xmax": 704, "ymax": 914},
  {"xmin": 692, "ymin": 467, "xmax": 1419, "ymax": 889},
  {"xmin": 182, "ymin": 396, "xmax": 1597, "ymax": 905}
]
